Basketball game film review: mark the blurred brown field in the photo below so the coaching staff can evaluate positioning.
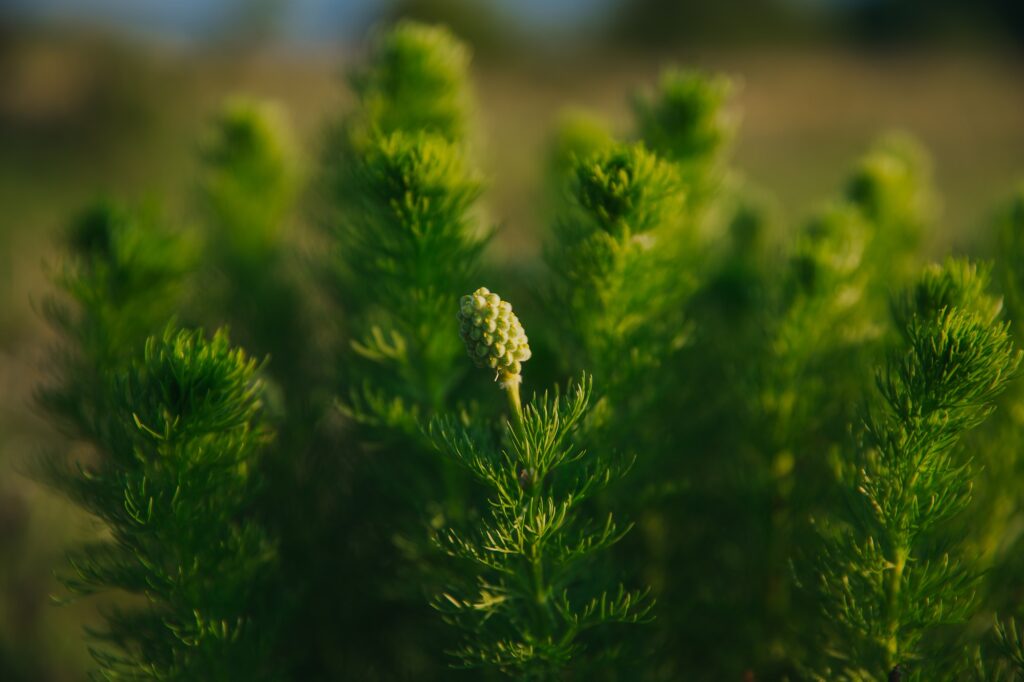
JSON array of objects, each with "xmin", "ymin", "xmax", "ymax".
[{"xmin": 1, "ymin": 20, "xmax": 1023, "ymax": 680}]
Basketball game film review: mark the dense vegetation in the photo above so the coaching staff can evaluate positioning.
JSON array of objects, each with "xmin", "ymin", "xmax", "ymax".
[{"xmin": 34, "ymin": 20, "xmax": 1024, "ymax": 681}]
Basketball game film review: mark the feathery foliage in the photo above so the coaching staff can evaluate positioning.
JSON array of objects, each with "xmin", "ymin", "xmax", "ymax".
[
  {"xmin": 39, "ymin": 210, "xmax": 278, "ymax": 679},
  {"xmin": 198, "ymin": 98, "xmax": 297, "ymax": 263},
  {"xmin": 347, "ymin": 20, "xmax": 472, "ymax": 143},
  {"xmin": 27, "ymin": 18, "xmax": 1024, "ymax": 682},
  {"xmin": 807, "ymin": 258, "xmax": 1020, "ymax": 680},
  {"xmin": 313, "ymin": 21, "xmax": 491, "ymax": 679},
  {"xmin": 195, "ymin": 98, "xmax": 312, "ymax": 407},
  {"xmin": 76, "ymin": 328, "xmax": 275, "ymax": 681},
  {"xmin": 546, "ymin": 141, "xmax": 689, "ymax": 407},
  {"xmin": 39, "ymin": 201, "xmax": 192, "ymax": 435},
  {"xmin": 323, "ymin": 21, "xmax": 486, "ymax": 429},
  {"xmin": 997, "ymin": 185, "xmax": 1024, "ymax": 331},
  {"xmin": 433, "ymin": 289, "xmax": 649, "ymax": 678},
  {"xmin": 632, "ymin": 68, "xmax": 733, "ymax": 196}
]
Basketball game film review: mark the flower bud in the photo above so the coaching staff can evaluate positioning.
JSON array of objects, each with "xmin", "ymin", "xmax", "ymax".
[{"xmin": 457, "ymin": 287, "xmax": 531, "ymax": 380}]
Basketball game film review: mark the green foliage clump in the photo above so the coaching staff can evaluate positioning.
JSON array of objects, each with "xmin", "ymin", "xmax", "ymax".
[
  {"xmin": 895, "ymin": 258, "xmax": 1003, "ymax": 328},
  {"xmin": 996, "ymin": 184, "xmax": 1024, "ymax": 330},
  {"xmin": 323, "ymin": 22, "xmax": 485, "ymax": 426},
  {"xmin": 547, "ymin": 142, "xmax": 687, "ymax": 395},
  {"xmin": 845, "ymin": 134, "xmax": 932, "ymax": 279},
  {"xmin": 571, "ymin": 144, "xmax": 682, "ymax": 236},
  {"xmin": 39, "ymin": 201, "xmax": 192, "ymax": 434},
  {"xmin": 433, "ymin": 380, "xmax": 651, "ymax": 676},
  {"xmin": 348, "ymin": 20, "xmax": 472, "ymax": 143},
  {"xmin": 808, "ymin": 259, "xmax": 1020, "ymax": 679},
  {"xmin": 42, "ymin": 325, "xmax": 278, "ymax": 678},
  {"xmin": 195, "ymin": 99, "xmax": 311, "ymax": 407},
  {"xmin": 313, "ymin": 20, "xmax": 491, "ymax": 680},
  {"xmin": 632, "ymin": 68, "xmax": 733, "ymax": 181},
  {"xmin": 337, "ymin": 130, "xmax": 486, "ymax": 422},
  {"xmin": 26, "ymin": 18, "xmax": 1024, "ymax": 682},
  {"xmin": 199, "ymin": 98, "xmax": 297, "ymax": 261},
  {"xmin": 761, "ymin": 199, "xmax": 879, "ymax": 447},
  {"xmin": 434, "ymin": 293, "xmax": 649, "ymax": 676}
]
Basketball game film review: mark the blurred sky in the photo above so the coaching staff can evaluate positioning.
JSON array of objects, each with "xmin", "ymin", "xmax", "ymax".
[
  {"xmin": 7, "ymin": 0, "xmax": 1023, "ymax": 54},
  {"xmin": 2, "ymin": 0, "xmax": 623, "ymax": 43}
]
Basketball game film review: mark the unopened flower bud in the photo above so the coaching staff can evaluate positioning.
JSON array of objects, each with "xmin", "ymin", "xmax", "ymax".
[{"xmin": 457, "ymin": 287, "xmax": 531, "ymax": 382}]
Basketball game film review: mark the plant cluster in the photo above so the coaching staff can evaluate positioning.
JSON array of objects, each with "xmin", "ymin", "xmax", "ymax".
[{"xmin": 32, "ymin": 19, "xmax": 1024, "ymax": 682}]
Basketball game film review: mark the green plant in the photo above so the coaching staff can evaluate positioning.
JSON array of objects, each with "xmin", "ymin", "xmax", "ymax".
[
  {"xmin": 546, "ymin": 142, "xmax": 688, "ymax": 398},
  {"xmin": 198, "ymin": 98, "xmax": 297, "ymax": 263},
  {"xmin": 72, "ymin": 328, "xmax": 277, "ymax": 680},
  {"xmin": 311, "ymin": 21, "xmax": 492, "ymax": 679},
  {"xmin": 27, "ymin": 18, "xmax": 1024, "ymax": 682},
  {"xmin": 323, "ymin": 21, "xmax": 486, "ymax": 432},
  {"xmin": 39, "ymin": 201, "xmax": 192, "ymax": 436},
  {"xmin": 346, "ymin": 20, "xmax": 472, "ymax": 144},
  {"xmin": 38, "ymin": 201, "xmax": 280, "ymax": 679},
  {"xmin": 806, "ymin": 258, "xmax": 1020, "ymax": 679},
  {"xmin": 974, "ymin": 186, "xmax": 1024, "ymax": 680},
  {"xmin": 194, "ymin": 98, "xmax": 317, "ymax": 422},
  {"xmin": 432, "ymin": 288, "xmax": 650, "ymax": 678},
  {"xmin": 631, "ymin": 68, "xmax": 733, "ymax": 199}
]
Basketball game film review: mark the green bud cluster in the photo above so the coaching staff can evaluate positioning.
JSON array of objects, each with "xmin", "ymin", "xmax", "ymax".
[{"xmin": 458, "ymin": 287, "xmax": 531, "ymax": 379}]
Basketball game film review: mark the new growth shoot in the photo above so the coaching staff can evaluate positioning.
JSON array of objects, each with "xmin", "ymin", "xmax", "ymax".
[{"xmin": 458, "ymin": 287, "xmax": 532, "ymax": 432}]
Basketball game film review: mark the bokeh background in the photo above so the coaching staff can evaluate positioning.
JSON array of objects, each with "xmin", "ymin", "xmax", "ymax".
[{"xmin": 1, "ymin": 1, "xmax": 1023, "ymax": 678}]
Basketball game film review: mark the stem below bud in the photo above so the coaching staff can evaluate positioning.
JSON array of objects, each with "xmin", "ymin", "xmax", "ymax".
[{"xmin": 500, "ymin": 371, "xmax": 525, "ymax": 437}]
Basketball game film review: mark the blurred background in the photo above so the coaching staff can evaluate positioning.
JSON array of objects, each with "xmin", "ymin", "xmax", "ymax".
[{"xmin": 1, "ymin": 1, "xmax": 1023, "ymax": 678}]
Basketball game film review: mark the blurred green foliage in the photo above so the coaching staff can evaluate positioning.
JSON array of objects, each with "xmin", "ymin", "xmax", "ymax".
[{"xmin": 5, "ymin": 17, "xmax": 1024, "ymax": 682}]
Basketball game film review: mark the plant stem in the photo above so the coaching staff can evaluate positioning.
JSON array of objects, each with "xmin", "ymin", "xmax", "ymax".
[
  {"xmin": 502, "ymin": 372, "xmax": 525, "ymax": 438},
  {"xmin": 885, "ymin": 546, "xmax": 908, "ymax": 670}
]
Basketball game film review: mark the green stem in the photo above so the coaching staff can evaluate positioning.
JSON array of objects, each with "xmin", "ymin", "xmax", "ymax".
[
  {"xmin": 885, "ymin": 546, "xmax": 908, "ymax": 670},
  {"xmin": 533, "ymin": 551, "xmax": 548, "ymax": 609},
  {"xmin": 530, "ymin": 541, "xmax": 556, "ymax": 644},
  {"xmin": 503, "ymin": 372, "xmax": 525, "ymax": 438}
]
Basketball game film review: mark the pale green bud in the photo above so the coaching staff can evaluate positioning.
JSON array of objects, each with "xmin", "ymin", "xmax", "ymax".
[{"xmin": 457, "ymin": 287, "xmax": 532, "ymax": 379}]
